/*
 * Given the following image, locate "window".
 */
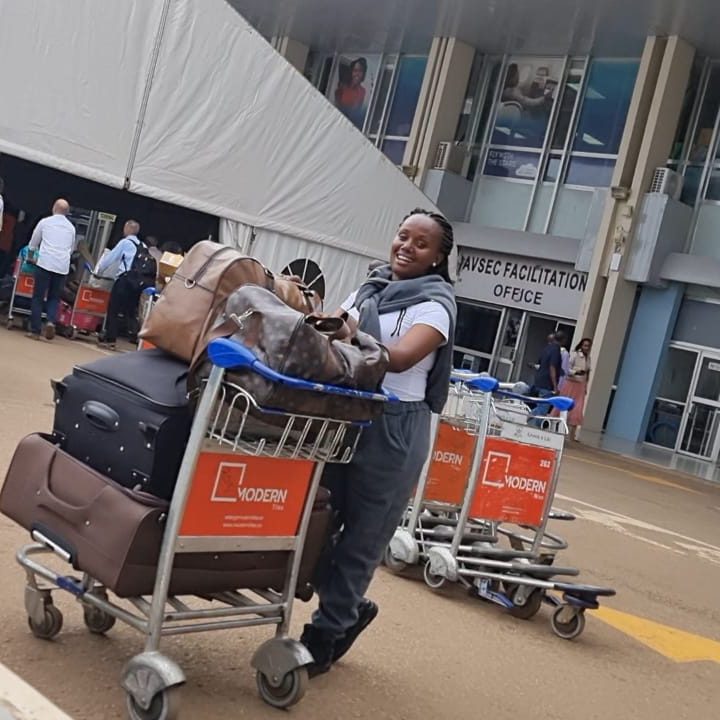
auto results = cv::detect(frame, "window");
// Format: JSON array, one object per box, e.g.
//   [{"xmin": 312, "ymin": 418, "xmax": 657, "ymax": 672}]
[
  {"xmin": 305, "ymin": 52, "xmax": 427, "ymax": 166},
  {"xmin": 671, "ymin": 61, "xmax": 720, "ymax": 208},
  {"xmin": 470, "ymin": 56, "xmax": 638, "ymax": 190},
  {"xmin": 281, "ymin": 258, "xmax": 326, "ymax": 300},
  {"xmin": 454, "ymin": 57, "xmax": 502, "ymax": 181},
  {"xmin": 490, "ymin": 57, "xmax": 565, "ymax": 150},
  {"xmin": 455, "ymin": 302, "xmax": 501, "ymax": 355},
  {"xmin": 572, "ymin": 61, "xmax": 638, "ymax": 156},
  {"xmin": 559, "ymin": 60, "xmax": 639, "ymax": 188},
  {"xmin": 482, "ymin": 56, "xmax": 565, "ymax": 183}
]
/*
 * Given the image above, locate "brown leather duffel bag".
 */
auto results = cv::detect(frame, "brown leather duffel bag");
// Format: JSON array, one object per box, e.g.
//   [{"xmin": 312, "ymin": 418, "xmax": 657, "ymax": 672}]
[{"xmin": 139, "ymin": 240, "xmax": 322, "ymax": 363}]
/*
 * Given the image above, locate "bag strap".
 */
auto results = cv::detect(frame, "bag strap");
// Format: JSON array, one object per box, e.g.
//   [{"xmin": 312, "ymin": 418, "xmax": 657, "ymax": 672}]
[{"xmin": 186, "ymin": 245, "xmax": 235, "ymax": 285}]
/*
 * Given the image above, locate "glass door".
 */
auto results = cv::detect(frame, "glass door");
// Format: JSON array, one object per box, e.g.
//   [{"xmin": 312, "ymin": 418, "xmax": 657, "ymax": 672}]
[
  {"xmin": 453, "ymin": 301, "xmax": 503, "ymax": 374},
  {"xmin": 678, "ymin": 352, "xmax": 720, "ymax": 461},
  {"xmin": 493, "ymin": 309, "xmax": 525, "ymax": 381}
]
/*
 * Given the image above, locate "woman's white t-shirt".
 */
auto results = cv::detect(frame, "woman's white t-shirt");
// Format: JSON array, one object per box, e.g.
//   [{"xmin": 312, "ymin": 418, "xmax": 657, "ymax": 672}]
[{"xmin": 341, "ymin": 291, "xmax": 450, "ymax": 402}]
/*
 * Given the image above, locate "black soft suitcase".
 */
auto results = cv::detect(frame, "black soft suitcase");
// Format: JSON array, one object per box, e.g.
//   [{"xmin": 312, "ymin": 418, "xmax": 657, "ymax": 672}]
[{"xmin": 52, "ymin": 349, "xmax": 192, "ymax": 500}]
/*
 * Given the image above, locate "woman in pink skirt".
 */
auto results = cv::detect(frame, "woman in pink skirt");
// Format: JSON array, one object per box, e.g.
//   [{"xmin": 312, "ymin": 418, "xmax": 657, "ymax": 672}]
[{"xmin": 559, "ymin": 338, "xmax": 592, "ymax": 440}]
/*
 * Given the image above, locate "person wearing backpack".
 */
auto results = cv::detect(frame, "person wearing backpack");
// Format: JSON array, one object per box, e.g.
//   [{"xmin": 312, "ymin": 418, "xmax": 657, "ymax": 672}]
[{"xmin": 96, "ymin": 219, "xmax": 156, "ymax": 350}]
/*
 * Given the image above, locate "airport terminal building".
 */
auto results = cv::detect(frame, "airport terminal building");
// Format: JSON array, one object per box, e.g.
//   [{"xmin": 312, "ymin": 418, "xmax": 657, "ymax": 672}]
[
  {"xmin": 2, "ymin": 0, "xmax": 720, "ymax": 474},
  {"xmin": 238, "ymin": 0, "xmax": 720, "ymax": 474}
]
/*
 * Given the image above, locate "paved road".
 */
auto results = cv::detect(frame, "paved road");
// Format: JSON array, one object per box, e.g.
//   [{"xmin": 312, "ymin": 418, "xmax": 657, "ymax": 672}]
[{"xmin": 0, "ymin": 329, "xmax": 718, "ymax": 719}]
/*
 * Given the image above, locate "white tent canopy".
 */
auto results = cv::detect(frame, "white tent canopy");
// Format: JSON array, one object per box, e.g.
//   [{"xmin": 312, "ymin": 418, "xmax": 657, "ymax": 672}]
[{"xmin": 0, "ymin": 0, "xmax": 435, "ymax": 272}]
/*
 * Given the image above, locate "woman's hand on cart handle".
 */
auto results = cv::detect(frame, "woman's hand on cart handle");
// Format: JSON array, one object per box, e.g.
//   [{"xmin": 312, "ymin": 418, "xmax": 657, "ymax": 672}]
[
  {"xmin": 207, "ymin": 338, "xmax": 396, "ymax": 403},
  {"xmin": 142, "ymin": 286, "xmax": 158, "ymax": 296}
]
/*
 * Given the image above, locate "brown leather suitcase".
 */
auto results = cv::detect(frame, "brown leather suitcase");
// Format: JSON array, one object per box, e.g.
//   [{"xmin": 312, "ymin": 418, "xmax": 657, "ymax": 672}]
[
  {"xmin": 0, "ymin": 434, "xmax": 331, "ymax": 599},
  {"xmin": 139, "ymin": 241, "xmax": 323, "ymax": 363}
]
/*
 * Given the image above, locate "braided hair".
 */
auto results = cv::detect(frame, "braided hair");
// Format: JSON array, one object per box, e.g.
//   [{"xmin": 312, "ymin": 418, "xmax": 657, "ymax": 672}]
[{"xmin": 401, "ymin": 208, "xmax": 455, "ymax": 284}]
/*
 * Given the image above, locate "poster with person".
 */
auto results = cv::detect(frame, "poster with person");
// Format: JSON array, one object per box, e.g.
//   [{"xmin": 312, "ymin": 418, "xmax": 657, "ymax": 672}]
[
  {"xmin": 329, "ymin": 54, "xmax": 381, "ymax": 130},
  {"xmin": 491, "ymin": 57, "xmax": 564, "ymax": 149}
]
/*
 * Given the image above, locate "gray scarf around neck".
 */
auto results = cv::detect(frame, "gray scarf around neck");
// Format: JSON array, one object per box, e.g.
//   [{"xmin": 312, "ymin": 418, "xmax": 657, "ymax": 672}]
[{"xmin": 354, "ymin": 265, "xmax": 457, "ymax": 413}]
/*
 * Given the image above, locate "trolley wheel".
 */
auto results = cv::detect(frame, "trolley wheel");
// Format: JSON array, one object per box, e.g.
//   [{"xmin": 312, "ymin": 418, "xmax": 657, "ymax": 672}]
[
  {"xmin": 256, "ymin": 667, "xmax": 308, "ymax": 709},
  {"xmin": 27, "ymin": 604, "xmax": 63, "ymax": 640},
  {"xmin": 6, "ymin": 318, "xmax": 14, "ymax": 330},
  {"xmin": 423, "ymin": 560, "xmax": 446, "ymax": 590},
  {"xmin": 551, "ymin": 606, "xmax": 586, "ymax": 640},
  {"xmin": 383, "ymin": 545, "xmax": 408, "ymax": 574},
  {"xmin": 507, "ymin": 587, "xmax": 544, "ymax": 620},
  {"xmin": 126, "ymin": 687, "xmax": 181, "ymax": 720},
  {"xmin": 83, "ymin": 604, "xmax": 116, "ymax": 635},
  {"xmin": 61, "ymin": 325, "xmax": 78, "ymax": 340}
]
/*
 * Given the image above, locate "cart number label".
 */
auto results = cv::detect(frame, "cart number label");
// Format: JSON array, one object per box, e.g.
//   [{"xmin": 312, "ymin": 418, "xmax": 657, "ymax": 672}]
[
  {"xmin": 499, "ymin": 423, "xmax": 564, "ymax": 451},
  {"xmin": 179, "ymin": 451, "xmax": 314, "ymax": 537},
  {"xmin": 470, "ymin": 437, "xmax": 556, "ymax": 526},
  {"xmin": 424, "ymin": 422, "xmax": 476, "ymax": 505}
]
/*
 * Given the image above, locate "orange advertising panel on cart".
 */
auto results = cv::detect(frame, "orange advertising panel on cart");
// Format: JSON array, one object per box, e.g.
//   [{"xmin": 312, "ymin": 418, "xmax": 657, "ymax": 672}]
[
  {"xmin": 424, "ymin": 422, "xmax": 476, "ymax": 505},
  {"xmin": 73, "ymin": 285, "xmax": 111, "ymax": 315},
  {"xmin": 470, "ymin": 437, "xmax": 556, "ymax": 526},
  {"xmin": 179, "ymin": 450, "xmax": 315, "ymax": 537},
  {"xmin": 16, "ymin": 273, "xmax": 35, "ymax": 296}
]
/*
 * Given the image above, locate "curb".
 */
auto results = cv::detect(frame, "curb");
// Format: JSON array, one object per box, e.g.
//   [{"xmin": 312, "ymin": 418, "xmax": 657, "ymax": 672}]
[{"xmin": 0, "ymin": 664, "xmax": 74, "ymax": 720}]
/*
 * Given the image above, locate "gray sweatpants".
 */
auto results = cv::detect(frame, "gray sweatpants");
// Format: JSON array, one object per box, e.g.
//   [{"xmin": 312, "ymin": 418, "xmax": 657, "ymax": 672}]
[{"xmin": 312, "ymin": 400, "xmax": 431, "ymax": 635}]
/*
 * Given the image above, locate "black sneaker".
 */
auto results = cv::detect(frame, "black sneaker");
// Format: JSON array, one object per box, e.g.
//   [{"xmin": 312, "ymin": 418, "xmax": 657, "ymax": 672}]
[
  {"xmin": 332, "ymin": 599, "xmax": 379, "ymax": 663},
  {"xmin": 300, "ymin": 624, "xmax": 338, "ymax": 678}
]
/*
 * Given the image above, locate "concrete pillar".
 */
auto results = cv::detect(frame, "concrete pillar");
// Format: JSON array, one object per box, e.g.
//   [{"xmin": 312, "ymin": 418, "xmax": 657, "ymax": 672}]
[
  {"xmin": 271, "ymin": 36, "xmax": 309, "ymax": 73},
  {"xmin": 605, "ymin": 283, "xmax": 685, "ymax": 441},
  {"xmin": 576, "ymin": 36, "xmax": 695, "ymax": 435},
  {"xmin": 403, "ymin": 37, "xmax": 475, "ymax": 186}
]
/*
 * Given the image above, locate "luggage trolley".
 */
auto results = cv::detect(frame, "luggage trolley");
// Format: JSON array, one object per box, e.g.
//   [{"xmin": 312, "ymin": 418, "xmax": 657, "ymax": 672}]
[
  {"xmin": 387, "ymin": 373, "xmax": 570, "ymax": 576},
  {"xmin": 387, "ymin": 375, "xmax": 615, "ymax": 639},
  {"xmin": 5, "ymin": 260, "xmax": 111, "ymax": 338},
  {"xmin": 137, "ymin": 286, "xmax": 158, "ymax": 350},
  {"xmin": 5, "ymin": 257, "xmax": 37, "ymax": 330},
  {"xmin": 56, "ymin": 264, "xmax": 112, "ymax": 339},
  {"xmin": 15, "ymin": 337, "xmax": 390, "ymax": 717}
]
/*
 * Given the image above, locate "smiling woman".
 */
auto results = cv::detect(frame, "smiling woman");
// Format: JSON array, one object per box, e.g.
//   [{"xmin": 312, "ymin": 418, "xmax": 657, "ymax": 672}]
[{"xmin": 300, "ymin": 208, "xmax": 457, "ymax": 677}]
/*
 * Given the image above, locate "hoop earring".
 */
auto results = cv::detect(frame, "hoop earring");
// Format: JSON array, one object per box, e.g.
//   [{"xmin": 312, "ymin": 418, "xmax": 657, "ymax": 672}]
[{"xmin": 432, "ymin": 262, "xmax": 438, "ymax": 267}]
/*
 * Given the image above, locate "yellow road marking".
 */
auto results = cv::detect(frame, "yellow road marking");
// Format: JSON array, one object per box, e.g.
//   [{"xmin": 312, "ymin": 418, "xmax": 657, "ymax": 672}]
[
  {"xmin": 566, "ymin": 453, "xmax": 702, "ymax": 495},
  {"xmin": 594, "ymin": 607, "xmax": 720, "ymax": 664}
]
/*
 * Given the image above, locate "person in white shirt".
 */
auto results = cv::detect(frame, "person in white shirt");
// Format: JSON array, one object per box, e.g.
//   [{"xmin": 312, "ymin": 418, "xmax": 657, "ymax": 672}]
[
  {"xmin": 301, "ymin": 209, "xmax": 457, "ymax": 677},
  {"xmin": 27, "ymin": 198, "xmax": 76, "ymax": 340},
  {"xmin": 96, "ymin": 219, "xmax": 148, "ymax": 349}
]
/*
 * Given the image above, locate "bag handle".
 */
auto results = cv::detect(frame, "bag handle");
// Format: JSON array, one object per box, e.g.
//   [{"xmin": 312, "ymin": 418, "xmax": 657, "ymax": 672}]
[
  {"xmin": 184, "ymin": 245, "xmax": 238, "ymax": 288},
  {"xmin": 304, "ymin": 314, "xmax": 352, "ymax": 342},
  {"xmin": 37, "ymin": 449, "xmax": 96, "ymax": 525}
]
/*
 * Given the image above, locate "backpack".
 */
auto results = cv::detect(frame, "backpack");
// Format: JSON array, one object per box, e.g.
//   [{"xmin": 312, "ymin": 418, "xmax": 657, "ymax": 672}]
[{"xmin": 125, "ymin": 239, "xmax": 157, "ymax": 289}]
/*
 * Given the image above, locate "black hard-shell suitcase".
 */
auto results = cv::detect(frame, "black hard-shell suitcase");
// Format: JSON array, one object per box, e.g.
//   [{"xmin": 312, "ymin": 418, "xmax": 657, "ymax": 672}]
[{"xmin": 52, "ymin": 349, "xmax": 192, "ymax": 500}]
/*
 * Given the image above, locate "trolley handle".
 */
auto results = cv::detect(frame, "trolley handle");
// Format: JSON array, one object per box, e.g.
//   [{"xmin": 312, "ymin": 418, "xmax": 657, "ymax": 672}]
[
  {"xmin": 466, "ymin": 377, "xmax": 575, "ymax": 412},
  {"xmin": 208, "ymin": 338, "xmax": 396, "ymax": 403},
  {"xmin": 83, "ymin": 262, "xmax": 117, "ymax": 283},
  {"xmin": 142, "ymin": 286, "xmax": 158, "ymax": 296}
]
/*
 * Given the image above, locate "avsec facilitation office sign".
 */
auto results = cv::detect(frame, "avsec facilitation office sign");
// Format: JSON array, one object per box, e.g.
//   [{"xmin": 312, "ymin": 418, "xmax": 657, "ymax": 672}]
[{"xmin": 456, "ymin": 249, "xmax": 588, "ymax": 319}]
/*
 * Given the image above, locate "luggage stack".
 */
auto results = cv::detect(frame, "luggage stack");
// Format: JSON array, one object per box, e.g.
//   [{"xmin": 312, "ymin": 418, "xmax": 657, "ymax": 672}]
[
  {"xmin": 0, "ymin": 241, "xmax": 393, "ymax": 714},
  {"xmin": 1, "ymin": 348, "xmax": 332, "ymax": 599}
]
